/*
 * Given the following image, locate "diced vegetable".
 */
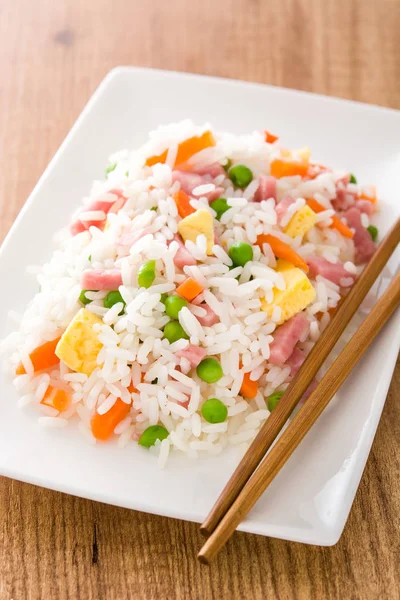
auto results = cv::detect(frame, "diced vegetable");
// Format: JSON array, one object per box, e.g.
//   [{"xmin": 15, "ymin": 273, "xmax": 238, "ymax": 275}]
[
  {"xmin": 228, "ymin": 165, "xmax": 253, "ymax": 188},
  {"xmin": 173, "ymin": 190, "xmax": 195, "ymax": 218},
  {"xmin": 164, "ymin": 295, "xmax": 188, "ymax": 319},
  {"xmin": 264, "ymin": 130, "xmax": 279, "ymax": 144},
  {"xmin": 305, "ymin": 198, "xmax": 354, "ymax": 239},
  {"xmin": 91, "ymin": 398, "xmax": 131, "ymax": 441},
  {"xmin": 196, "ymin": 358, "xmax": 223, "ymax": 384},
  {"xmin": 240, "ymin": 372, "xmax": 258, "ymax": 399},
  {"xmin": 16, "ymin": 337, "xmax": 62, "ymax": 375},
  {"xmin": 127, "ymin": 381, "xmax": 138, "ymax": 393},
  {"xmin": 326, "ymin": 215, "xmax": 354, "ymax": 239},
  {"xmin": 176, "ymin": 277, "xmax": 204, "ymax": 302},
  {"xmin": 201, "ymin": 398, "xmax": 228, "ymax": 423},
  {"xmin": 210, "ymin": 197, "xmax": 229, "ymax": 221},
  {"xmin": 267, "ymin": 391, "xmax": 284, "ymax": 411},
  {"xmin": 349, "ymin": 173, "xmax": 357, "ymax": 184},
  {"xmin": 145, "ymin": 130, "xmax": 216, "ymax": 167},
  {"xmin": 359, "ymin": 185, "xmax": 377, "ymax": 203},
  {"xmin": 138, "ymin": 260, "xmax": 156, "ymax": 288},
  {"xmin": 228, "ymin": 241, "xmax": 254, "ymax": 267},
  {"xmin": 163, "ymin": 321, "xmax": 189, "ymax": 344},
  {"xmin": 40, "ymin": 386, "xmax": 70, "ymax": 413},
  {"xmin": 367, "ymin": 225, "xmax": 378, "ymax": 242},
  {"xmin": 103, "ymin": 290, "xmax": 126, "ymax": 314},
  {"xmin": 138, "ymin": 425, "xmax": 169, "ymax": 447},
  {"xmin": 270, "ymin": 159, "xmax": 308, "ymax": 179},
  {"xmin": 105, "ymin": 162, "xmax": 117, "ymax": 175},
  {"xmin": 256, "ymin": 234, "xmax": 309, "ymax": 272},
  {"xmin": 79, "ymin": 290, "xmax": 93, "ymax": 305}
]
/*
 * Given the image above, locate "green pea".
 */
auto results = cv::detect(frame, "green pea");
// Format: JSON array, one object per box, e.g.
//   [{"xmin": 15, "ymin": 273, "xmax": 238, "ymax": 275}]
[
  {"xmin": 105, "ymin": 162, "xmax": 117, "ymax": 175},
  {"xmin": 367, "ymin": 225, "xmax": 378, "ymax": 242},
  {"xmin": 201, "ymin": 398, "xmax": 228, "ymax": 424},
  {"xmin": 79, "ymin": 290, "xmax": 93, "ymax": 305},
  {"xmin": 349, "ymin": 173, "xmax": 357, "ymax": 184},
  {"xmin": 223, "ymin": 158, "xmax": 232, "ymax": 172},
  {"xmin": 228, "ymin": 241, "xmax": 253, "ymax": 267},
  {"xmin": 196, "ymin": 358, "xmax": 223, "ymax": 384},
  {"xmin": 164, "ymin": 295, "xmax": 188, "ymax": 319},
  {"xmin": 138, "ymin": 425, "xmax": 169, "ymax": 447},
  {"xmin": 103, "ymin": 290, "xmax": 126, "ymax": 314},
  {"xmin": 160, "ymin": 293, "xmax": 168, "ymax": 304},
  {"xmin": 138, "ymin": 260, "xmax": 156, "ymax": 288},
  {"xmin": 228, "ymin": 164, "xmax": 253, "ymax": 188},
  {"xmin": 267, "ymin": 391, "xmax": 284, "ymax": 412},
  {"xmin": 163, "ymin": 321, "xmax": 189, "ymax": 344},
  {"xmin": 210, "ymin": 197, "xmax": 229, "ymax": 221}
]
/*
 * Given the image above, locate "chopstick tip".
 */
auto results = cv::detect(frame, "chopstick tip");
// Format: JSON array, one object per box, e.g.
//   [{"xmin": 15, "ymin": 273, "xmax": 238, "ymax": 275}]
[
  {"xmin": 199, "ymin": 524, "xmax": 212, "ymax": 537},
  {"xmin": 197, "ymin": 549, "xmax": 211, "ymax": 565}
]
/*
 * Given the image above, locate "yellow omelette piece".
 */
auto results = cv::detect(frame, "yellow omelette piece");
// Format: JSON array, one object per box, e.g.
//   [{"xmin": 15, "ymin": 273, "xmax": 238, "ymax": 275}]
[
  {"xmin": 261, "ymin": 260, "xmax": 316, "ymax": 324},
  {"xmin": 284, "ymin": 205, "xmax": 317, "ymax": 238},
  {"xmin": 296, "ymin": 147, "xmax": 311, "ymax": 162},
  {"xmin": 280, "ymin": 148, "xmax": 292, "ymax": 159},
  {"xmin": 177, "ymin": 209, "xmax": 214, "ymax": 255},
  {"xmin": 55, "ymin": 308, "xmax": 103, "ymax": 376}
]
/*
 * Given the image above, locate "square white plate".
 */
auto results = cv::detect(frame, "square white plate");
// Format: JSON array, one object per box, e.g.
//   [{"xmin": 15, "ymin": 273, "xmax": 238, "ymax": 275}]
[{"xmin": 1, "ymin": 67, "xmax": 399, "ymax": 546}]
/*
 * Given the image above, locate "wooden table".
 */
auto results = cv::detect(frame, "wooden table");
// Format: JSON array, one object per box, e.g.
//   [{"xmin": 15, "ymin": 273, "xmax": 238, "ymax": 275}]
[{"xmin": 1, "ymin": 0, "xmax": 399, "ymax": 598}]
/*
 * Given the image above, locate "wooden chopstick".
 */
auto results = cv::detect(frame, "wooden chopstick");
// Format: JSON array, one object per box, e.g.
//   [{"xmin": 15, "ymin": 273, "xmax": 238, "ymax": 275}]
[
  {"xmin": 199, "ymin": 270, "xmax": 400, "ymax": 563},
  {"xmin": 200, "ymin": 217, "xmax": 400, "ymax": 537}
]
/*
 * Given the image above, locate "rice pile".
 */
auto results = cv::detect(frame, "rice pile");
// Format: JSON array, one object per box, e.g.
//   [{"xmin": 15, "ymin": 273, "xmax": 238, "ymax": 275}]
[{"xmin": 0, "ymin": 120, "xmax": 378, "ymax": 467}]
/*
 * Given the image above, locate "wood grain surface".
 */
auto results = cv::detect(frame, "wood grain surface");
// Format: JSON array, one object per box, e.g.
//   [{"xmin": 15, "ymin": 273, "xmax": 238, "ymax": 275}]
[{"xmin": 0, "ymin": 0, "xmax": 399, "ymax": 598}]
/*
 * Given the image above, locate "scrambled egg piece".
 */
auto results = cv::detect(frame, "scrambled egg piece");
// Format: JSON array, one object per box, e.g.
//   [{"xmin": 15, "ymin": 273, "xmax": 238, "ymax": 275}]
[
  {"xmin": 280, "ymin": 149, "xmax": 292, "ymax": 159},
  {"xmin": 55, "ymin": 308, "xmax": 103, "ymax": 375},
  {"xmin": 284, "ymin": 205, "xmax": 317, "ymax": 238},
  {"xmin": 296, "ymin": 147, "xmax": 311, "ymax": 162},
  {"xmin": 279, "ymin": 147, "xmax": 311, "ymax": 162},
  {"xmin": 261, "ymin": 260, "xmax": 316, "ymax": 324},
  {"xmin": 177, "ymin": 209, "xmax": 214, "ymax": 255}
]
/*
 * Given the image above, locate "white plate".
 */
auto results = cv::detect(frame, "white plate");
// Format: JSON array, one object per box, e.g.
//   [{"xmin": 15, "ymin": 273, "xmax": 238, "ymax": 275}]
[{"xmin": 0, "ymin": 67, "xmax": 399, "ymax": 545}]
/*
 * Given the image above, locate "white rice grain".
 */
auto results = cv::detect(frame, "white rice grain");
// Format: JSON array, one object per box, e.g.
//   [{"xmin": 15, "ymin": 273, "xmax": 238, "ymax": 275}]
[
  {"xmin": 344, "ymin": 261, "xmax": 357, "ymax": 274},
  {"xmin": 79, "ymin": 210, "xmax": 107, "ymax": 222},
  {"xmin": 192, "ymin": 183, "xmax": 215, "ymax": 196},
  {"xmin": 191, "ymin": 413, "xmax": 202, "ymax": 437},
  {"xmin": 179, "ymin": 307, "xmax": 204, "ymax": 341},
  {"xmin": 228, "ymin": 401, "xmax": 248, "ymax": 417},
  {"xmin": 157, "ymin": 437, "xmax": 171, "ymax": 468},
  {"xmin": 97, "ymin": 394, "xmax": 118, "ymax": 415}
]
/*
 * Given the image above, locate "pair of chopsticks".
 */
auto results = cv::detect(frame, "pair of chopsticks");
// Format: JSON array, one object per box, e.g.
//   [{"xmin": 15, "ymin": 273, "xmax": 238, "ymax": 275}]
[{"xmin": 198, "ymin": 217, "xmax": 400, "ymax": 563}]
